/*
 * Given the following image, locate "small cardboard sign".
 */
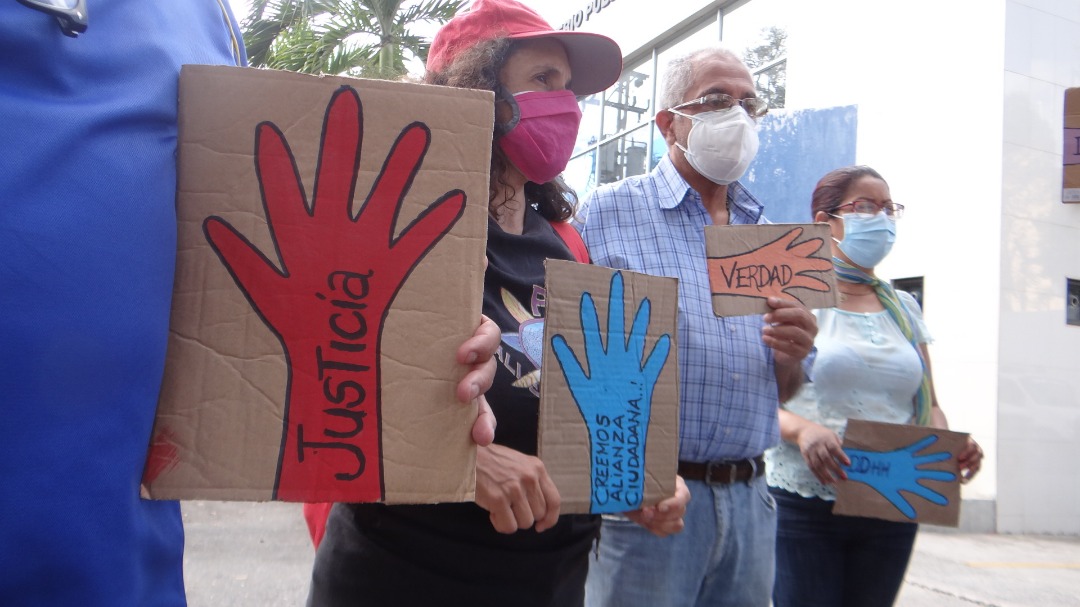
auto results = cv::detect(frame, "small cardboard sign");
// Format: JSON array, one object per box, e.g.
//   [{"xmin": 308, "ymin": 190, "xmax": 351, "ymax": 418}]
[
  {"xmin": 1064, "ymin": 88, "xmax": 1080, "ymax": 203},
  {"xmin": 834, "ymin": 420, "xmax": 968, "ymax": 526},
  {"xmin": 141, "ymin": 66, "xmax": 492, "ymax": 504},
  {"xmin": 538, "ymin": 260, "xmax": 680, "ymax": 514},
  {"xmin": 704, "ymin": 223, "xmax": 838, "ymax": 317}
]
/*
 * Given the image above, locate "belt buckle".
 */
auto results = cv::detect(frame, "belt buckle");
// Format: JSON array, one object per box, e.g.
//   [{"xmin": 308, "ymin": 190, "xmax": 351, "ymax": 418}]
[{"xmin": 704, "ymin": 461, "xmax": 737, "ymax": 485}]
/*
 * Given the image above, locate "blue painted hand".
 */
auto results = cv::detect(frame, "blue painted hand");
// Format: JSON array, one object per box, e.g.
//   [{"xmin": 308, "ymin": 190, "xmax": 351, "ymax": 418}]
[
  {"xmin": 551, "ymin": 272, "xmax": 671, "ymax": 514},
  {"xmin": 842, "ymin": 435, "xmax": 958, "ymax": 519}
]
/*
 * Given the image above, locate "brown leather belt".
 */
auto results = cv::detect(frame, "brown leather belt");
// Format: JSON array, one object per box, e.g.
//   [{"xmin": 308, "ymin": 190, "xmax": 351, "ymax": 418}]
[{"xmin": 678, "ymin": 455, "xmax": 765, "ymax": 485}]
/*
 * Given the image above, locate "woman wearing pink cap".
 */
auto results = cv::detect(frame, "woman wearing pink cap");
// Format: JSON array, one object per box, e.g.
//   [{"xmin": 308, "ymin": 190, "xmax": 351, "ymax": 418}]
[{"xmin": 307, "ymin": 1, "xmax": 688, "ymax": 605}]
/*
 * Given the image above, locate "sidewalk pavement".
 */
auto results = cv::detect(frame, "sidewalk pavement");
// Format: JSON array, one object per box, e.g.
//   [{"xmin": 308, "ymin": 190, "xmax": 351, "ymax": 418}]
[
  {"xmin": 182, "ymin": 501, "xmax": 312, "ymax": 607},
  {"xmin": 897, "ymin": 527, "xmax": 1080, "ymax": 607},
  {"xmin": 182, "ymin": 501, "xmax": 1080, "ymax": 607}
]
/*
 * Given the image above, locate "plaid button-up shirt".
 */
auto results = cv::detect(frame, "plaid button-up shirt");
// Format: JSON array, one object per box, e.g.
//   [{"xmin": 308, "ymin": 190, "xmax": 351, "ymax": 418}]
[{"xmin": 578, "ymin": 155, "xmax": 781, "ymax": 462}]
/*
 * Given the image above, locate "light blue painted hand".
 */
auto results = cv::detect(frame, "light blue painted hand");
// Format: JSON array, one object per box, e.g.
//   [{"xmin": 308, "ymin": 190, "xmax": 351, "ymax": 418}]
[
  {"xmin": 552, "ymin": 272, "xmax": 671, "ymax": 514},
  {"xmin": 842, "ymin": 435, "xmax": 958, "ymax": 519}
]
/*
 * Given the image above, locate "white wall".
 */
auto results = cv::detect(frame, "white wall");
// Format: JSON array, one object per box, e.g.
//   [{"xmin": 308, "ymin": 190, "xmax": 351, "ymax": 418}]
[
  {"xmin": 784, "ymin": 0, "xmax": 1007, "ymax": 509},
  {"xmin": 997, "ymin": 0, "xmax": 1080, "ymax": 534}
]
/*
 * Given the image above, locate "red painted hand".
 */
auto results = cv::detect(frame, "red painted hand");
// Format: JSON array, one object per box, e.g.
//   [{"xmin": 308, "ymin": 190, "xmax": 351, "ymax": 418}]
[{"xmin": 203, "ymin": 86, "xmax": 466, "ymax": 502}]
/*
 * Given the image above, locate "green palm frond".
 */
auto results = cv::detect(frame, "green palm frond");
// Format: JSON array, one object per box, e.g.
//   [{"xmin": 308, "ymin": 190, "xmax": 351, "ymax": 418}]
[
  {"xmin": 243, "ymin": 0, "xmax": 335, "ymax": 67},
  {"xmin": 396, "ymin": 0, "xmax": 464, "ymax": 28},
  {"xmin": 241, "ymin": 0, "xmax": 461, "ymax": 78}
]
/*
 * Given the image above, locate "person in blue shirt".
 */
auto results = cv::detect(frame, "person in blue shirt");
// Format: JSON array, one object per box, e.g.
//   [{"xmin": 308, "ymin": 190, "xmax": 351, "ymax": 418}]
[
  {"xmin": 580, "ymin": 46, "xmax": 818, "ymax": 607},
  {"xmin": 0, "ymin": 2, "xmax": 498, "ymax": 605}
]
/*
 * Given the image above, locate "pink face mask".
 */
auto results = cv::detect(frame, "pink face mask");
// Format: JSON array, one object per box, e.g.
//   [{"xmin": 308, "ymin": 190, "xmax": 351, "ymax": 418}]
[{"xmin": 498, "ymin": 89, "xmax": 582, "ymax": 184}]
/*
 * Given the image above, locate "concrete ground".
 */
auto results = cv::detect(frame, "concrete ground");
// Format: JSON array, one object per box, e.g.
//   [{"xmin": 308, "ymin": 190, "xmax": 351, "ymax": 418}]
[
  {"xmin": 897, "ymin": 527, "xmax": 1080, "ymax": 607},
  {"xmin": 182, "ymin": 501, "xmax": 1080, "ymax": 606},
  {"xmin": 182, "ymin": 501, "xmax": 313, "ymax": 607}
]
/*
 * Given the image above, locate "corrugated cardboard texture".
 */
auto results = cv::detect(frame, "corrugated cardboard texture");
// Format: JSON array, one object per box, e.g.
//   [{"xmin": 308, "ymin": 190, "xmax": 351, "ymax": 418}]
[
  {"xmin": 834, "ymin": 419, "xmax": 967, "ymax": 527},
  {"xmin": 142, "ymin": 66, "xmax": 492, "ymax": 504},
  {"xmin": 1064, "ymin": 87, "xmax": 1080, "ymax": 203},
  {"xmin": 705, "ymin": 223, "xmax": 837, "ymax": 317},
  {"xmin": 539, "ymin": 260, "xmax": 680, "ymax": 514}
]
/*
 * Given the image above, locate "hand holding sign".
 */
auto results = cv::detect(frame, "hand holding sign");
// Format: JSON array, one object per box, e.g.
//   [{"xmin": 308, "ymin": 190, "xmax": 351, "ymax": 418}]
[
  {"xmin": 552, "ymin": 271, "xmax": 672, "ymax": 513},
  {"xmin": 842, "ymin": 435, "xmax": 957, "ymax": 519},
  {"xmin": 203, "ymin": 86, "xmax": 466, "ymax": 502}
]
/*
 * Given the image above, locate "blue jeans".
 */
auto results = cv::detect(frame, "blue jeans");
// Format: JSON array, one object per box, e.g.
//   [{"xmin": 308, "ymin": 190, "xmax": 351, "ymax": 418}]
[
  {"xmin": 771, "ymin": 488, "xmax": 917, "ymax": 607},
  {"xmin": 585, "ymin": 475, "xmax": 777, "ymax": 607}
]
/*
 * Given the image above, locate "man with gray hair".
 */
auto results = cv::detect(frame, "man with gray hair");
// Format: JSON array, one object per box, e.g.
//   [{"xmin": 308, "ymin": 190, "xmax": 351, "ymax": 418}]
[{"xmin": 579, "ymin": 46, "xmax": 817, "ymax": 607}]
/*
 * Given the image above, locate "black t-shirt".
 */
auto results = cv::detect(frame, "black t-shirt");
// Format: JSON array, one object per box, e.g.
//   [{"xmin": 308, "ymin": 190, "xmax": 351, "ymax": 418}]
[
  {"xmin": 310, "ymin": 208, "xmax": 600, "ymax": 607},
  {"xmin": 483, "ymin": 209, "xmax": 583, "ymax": 455}
]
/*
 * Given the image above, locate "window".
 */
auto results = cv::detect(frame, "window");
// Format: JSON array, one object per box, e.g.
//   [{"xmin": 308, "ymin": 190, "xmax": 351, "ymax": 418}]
[
  {"xmin": 721, "ymin": 4, "xmax": 787, "ymax": 109},
  {"xmin": 892, "ymin": 277, "xmax": 925, "ymax": 310},
  {"xmin": 601, "ymin": 63, "xmax": 653, "ymax": 139}
]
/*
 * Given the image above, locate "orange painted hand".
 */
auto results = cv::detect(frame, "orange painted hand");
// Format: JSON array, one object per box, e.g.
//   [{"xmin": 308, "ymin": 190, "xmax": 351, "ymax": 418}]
[{"xmin": 707, "ymin": 227, "xmax": 832, "ymax": 301}]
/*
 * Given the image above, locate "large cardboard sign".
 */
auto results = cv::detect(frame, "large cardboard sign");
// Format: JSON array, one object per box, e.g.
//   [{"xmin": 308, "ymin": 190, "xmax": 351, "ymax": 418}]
[
  {"xmin": 705, "ymin": 223, "xmax": 838, "ymax": 317},
  {"xmin": 141, "ymin": 66, "xmax": 492, "ymax": 504},
  {"xmin": 539, "ymin": 261, "xmax": 680, "ymax": 514},
  {"xmin": 834, "ymin": 420, "xmax": 968, "ymax": 526},
  {"xmin": 1064, "ymin": 88, "xmax": 1080, "ymax": 203}
]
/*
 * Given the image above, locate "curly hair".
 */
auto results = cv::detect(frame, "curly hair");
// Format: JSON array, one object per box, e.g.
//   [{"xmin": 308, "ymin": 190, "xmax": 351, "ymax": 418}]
[
  {"xmin": 811, "ymin": 165, "xmax": 887, "ymax": 216},
  {"xmin": 424, "ymin": 38, "xmax": 577, "ymax": 222}
]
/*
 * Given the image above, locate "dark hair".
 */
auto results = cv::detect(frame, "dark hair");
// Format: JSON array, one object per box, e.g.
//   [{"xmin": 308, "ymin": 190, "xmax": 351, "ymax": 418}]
[
  {"xmin": 424, "ymin": 38, "xmax": 577, "ymax": 222},
  {"xmin": 811, "ymin": 165, "xmax": 887, "ymax": 216}
]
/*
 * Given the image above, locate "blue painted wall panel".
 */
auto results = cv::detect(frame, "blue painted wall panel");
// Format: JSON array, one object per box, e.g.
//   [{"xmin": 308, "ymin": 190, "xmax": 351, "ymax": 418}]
[{"xmin": 744, "ymin": 105, "xmax": 858, "ymax": 223}]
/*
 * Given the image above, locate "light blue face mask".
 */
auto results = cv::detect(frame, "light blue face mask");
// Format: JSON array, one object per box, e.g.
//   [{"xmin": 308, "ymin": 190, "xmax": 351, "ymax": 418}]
[{"xmin": 834, "ymin": 212, "xmax": 896, "ymax": 268}]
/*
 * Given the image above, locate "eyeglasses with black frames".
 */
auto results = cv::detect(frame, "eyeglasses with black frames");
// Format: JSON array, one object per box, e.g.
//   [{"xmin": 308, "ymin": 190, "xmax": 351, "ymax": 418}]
[
  {"xmin": 17, "ymin": 0, "xmax": 87, "ymax": 37},
  {"xmin": 669, "ymin": 93, "xmax": 769, "ymax": 118},
  {"xmin": 832, "ymin": 199, "xmax": 905, "ymax": 219}
]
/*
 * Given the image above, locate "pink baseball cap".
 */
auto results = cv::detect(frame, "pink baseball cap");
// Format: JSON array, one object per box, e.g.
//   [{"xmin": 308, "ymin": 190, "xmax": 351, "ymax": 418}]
[{"xmin": 427, "ymin": 0, "xmax": 623, "ymax": 96}]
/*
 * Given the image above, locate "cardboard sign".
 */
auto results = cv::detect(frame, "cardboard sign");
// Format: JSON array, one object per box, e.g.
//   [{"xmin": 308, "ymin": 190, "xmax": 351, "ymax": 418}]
[
  {"xmin": 1064, "ymin": 88, "xmax": 1080, "ymax": 203},
  {"xmin": 834, "ymin": 419, "xmax": 968, "ymax": 526},
  {"xmin": 141, "ymin": 66, "xmax": 492, "ymax": 504},
  {"xmin": 539, "ymin": 260, "xmax": 680, "ymax": 514},
  {"xmin": 705, "ymin": 223, "xmax": 838, "ymax": 317}
]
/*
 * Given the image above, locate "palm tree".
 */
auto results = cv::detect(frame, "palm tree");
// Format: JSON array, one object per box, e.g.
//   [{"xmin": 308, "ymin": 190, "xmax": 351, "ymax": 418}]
[{"xmin": 243, "ymin": 0, "xmax": 465, "ymax": 79}]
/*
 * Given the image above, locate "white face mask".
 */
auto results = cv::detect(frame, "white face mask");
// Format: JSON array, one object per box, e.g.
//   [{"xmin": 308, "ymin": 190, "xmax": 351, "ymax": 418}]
[{"xmin": 671, "ymin": 107, "xmax": 759, "ymax": 185}]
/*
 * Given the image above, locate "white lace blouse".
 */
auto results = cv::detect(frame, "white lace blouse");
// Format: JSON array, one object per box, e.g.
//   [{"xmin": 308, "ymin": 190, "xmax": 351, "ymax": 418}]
[{"xmin": 766, "ymin": 291, "xmax": 930, "ymax": 500}]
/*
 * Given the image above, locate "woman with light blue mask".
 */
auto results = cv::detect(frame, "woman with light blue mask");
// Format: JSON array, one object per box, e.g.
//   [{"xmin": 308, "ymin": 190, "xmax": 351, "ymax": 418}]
[{"xmin": 765, "ymin": 166, "xmax": 983, "ymax": 607}]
